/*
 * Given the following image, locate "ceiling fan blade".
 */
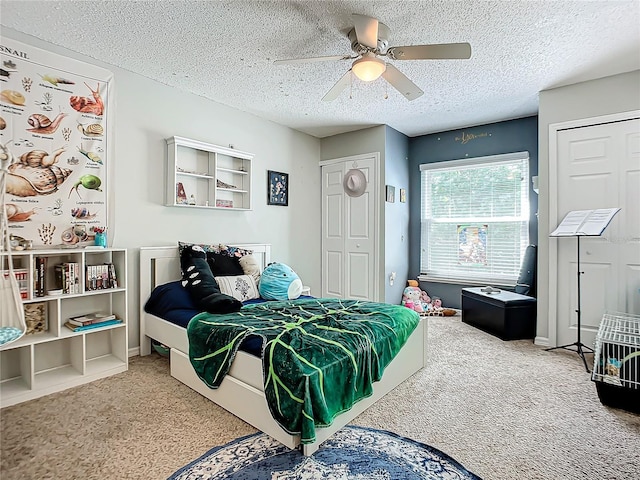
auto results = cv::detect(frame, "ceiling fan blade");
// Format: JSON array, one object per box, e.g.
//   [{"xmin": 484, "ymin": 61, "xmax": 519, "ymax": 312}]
[
  {"xmin": 274, "ymin": 55, "xmax": 354, "ymax": 65},
  {"xmin": 322, "ymin": 70, "xmax": 353, "ymax": 102},
  {"xmin": 352, "ymin": 14, "xmax": 379, "ymax": 49},
  {"xmin": 382, "ymin": 64, "xmax": 424, "ymax": 101},
  {"xmin": 387, "ymin": 43, "xmax": 472, "ymax": 60}
]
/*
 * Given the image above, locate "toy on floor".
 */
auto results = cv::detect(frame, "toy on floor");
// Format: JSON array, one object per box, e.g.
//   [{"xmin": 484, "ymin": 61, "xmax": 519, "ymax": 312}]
[{"xmin": 401, "ymin": 280, "xmax": 457, "ymax": 316}]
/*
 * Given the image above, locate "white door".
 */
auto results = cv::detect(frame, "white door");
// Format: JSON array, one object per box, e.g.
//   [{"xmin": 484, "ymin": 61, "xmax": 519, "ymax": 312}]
[
  {"xmin": 321, "ymin": 155, "xmax": 379, "ymax": 301},
  {"xmin": 555, "ymin": 118, "xmax": 640, "ymax": 347}
]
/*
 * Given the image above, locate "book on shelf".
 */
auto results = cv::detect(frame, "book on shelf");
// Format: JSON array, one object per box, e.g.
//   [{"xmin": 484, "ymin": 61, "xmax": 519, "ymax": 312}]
[
  {"xmin": 54, "ymin": 262, "xmax": 80, "ymax": 294},
  {"xmin": 3, "ymin": 268, "xmax": 29, "ymax": 299},
  {"xmin": 86, "ymin": 263, "xmax": 118, "ymax": 290},
  {"xmin": 64, "ymin": 318, "xmax": 122, "ymax": 332},
  {"xmin": 550, "ymin": 208, "xmax": 621, "ymax": 237},
  {"xmin": 68, "ymin": 312, "xmax": 116, "ymax": 326},
  {"xmin": 35, "ymin": 256, "xmax": 47, "ymax": 297},
  {"xmin": 108, "ymin": 263, "xmax": 118, "ymax": 288},
  {"xmin": 86, "ymin": 265, "xmax": 94, "ymax": 290}
]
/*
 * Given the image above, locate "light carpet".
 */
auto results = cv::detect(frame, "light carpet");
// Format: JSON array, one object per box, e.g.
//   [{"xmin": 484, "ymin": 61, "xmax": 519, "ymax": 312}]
[
  {"xmin": 1, "ymin": 316, "xmax": 639, "ymax": 479},
  {"xmin": 169, "ymin": 425, "xmax": 481, "ymax": 479}
]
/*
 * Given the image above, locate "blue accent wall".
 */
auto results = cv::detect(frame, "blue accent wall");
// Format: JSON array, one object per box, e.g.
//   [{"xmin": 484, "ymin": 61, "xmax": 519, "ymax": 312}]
[
  {"xmin": 407, "ymin": 116, "xmax": 539, "ymax": 308},
  {"xmin": 384, "ymin": 126, "xmax": 411, "ymax": 304}
]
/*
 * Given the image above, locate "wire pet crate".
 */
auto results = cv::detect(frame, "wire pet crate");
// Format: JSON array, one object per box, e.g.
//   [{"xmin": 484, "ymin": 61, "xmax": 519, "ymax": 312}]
[{"xmin": 591, "ymin": 312, "xmax": 640, "ymax": 413}]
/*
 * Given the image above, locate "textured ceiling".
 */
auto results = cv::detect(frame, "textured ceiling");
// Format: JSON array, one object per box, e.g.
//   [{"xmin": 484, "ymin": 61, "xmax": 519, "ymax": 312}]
[{"xmin": 2, "ymin": 1, "xmax": 639, "ymax": 138}]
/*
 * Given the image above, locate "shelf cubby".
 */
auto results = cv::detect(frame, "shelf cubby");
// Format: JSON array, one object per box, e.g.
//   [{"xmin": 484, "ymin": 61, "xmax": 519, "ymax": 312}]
[
  {"xmin": 0, "ymin": 247, "xmax": 128, "ymax": 407},
  {"xmin": 166, "ymin": 136, "xmax": 253, "ymax": 210}
]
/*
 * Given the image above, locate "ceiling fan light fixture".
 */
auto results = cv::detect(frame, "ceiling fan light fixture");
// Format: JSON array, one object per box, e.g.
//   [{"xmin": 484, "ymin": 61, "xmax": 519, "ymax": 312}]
[{"xmin": 352, "ymin": 55, "xmax": 386, "ymax": 82}]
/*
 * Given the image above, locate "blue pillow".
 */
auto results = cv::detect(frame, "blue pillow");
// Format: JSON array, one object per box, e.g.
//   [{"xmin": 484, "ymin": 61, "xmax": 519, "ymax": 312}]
[
  {"xmin": 258, "ymin": 263, "xmax": 303, "ymax": 300},
  {"xmin": 144, "ymin": 281, "xmax": 197, "ymax": 315}
]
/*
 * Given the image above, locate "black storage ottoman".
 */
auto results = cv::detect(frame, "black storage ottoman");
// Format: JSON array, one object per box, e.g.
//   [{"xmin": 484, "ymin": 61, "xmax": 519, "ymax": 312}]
[{"xmin": 461, "ymin": 287, "xmax": 537, "ymax": 340}]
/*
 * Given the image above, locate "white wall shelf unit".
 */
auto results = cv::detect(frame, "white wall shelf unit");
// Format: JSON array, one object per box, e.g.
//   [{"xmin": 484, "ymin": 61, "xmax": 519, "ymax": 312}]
[
  {"xmin": 166, "ymin": 136, "xmax": 253, "ymax": 211},
  {"xmin": 0, "ymin": 248, "xmax": 128, "ymax": 408}
]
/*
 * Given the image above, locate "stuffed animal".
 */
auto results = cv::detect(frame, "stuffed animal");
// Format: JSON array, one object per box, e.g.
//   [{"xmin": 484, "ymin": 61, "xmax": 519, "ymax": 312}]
[
  {"xmin": 180, "ymin": 245, "xmax": 243, "ymax": 314},
  {"xmin": 402, "ymin": 281, "xmax": 457, "ymax": 316},
  {"xmin": 259, "ymin": 262, "xmax": 303, "ymax": 300},
  {"xmin": 402, "ymin": 286, "xmax": 425, "ymax": 313},
  {"xmin": 420, "ymin": 290, "xmax": 432, "ymax": 311},
  {"xmin": 429, "ymin": 296, "xmax": 457, "ymax": 316}
]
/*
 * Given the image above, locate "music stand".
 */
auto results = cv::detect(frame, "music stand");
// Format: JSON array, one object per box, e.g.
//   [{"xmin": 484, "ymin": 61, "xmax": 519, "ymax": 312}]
[{"xmin": 546, "ymin": 208, "xmax": 620, "ymax": 372}]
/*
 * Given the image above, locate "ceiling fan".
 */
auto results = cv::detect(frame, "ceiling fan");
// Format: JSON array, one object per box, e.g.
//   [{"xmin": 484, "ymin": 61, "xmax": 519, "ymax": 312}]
[{"xmin": 274, "ymin": 14, "xmax": 471, "ymax": 102}]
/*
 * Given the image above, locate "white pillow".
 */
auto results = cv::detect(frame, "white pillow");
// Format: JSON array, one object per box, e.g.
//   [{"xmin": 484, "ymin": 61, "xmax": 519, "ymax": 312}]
[
  {"xmin": 215, "ymin": 275, "xmax": 259, "ymax": 302},
  {"xmin": 239, "ymin": 254, "xmax": 261, "ymax": 283}
]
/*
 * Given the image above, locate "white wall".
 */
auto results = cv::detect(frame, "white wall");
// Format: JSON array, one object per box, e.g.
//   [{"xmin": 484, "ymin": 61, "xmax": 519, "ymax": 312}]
[
  {"xmin": 3, "ymin": 28, "xmax": 322, "ymax": 351},
  {"xmin": 537, "ymin": 70, "xmax": 640, "ymax": 343}
]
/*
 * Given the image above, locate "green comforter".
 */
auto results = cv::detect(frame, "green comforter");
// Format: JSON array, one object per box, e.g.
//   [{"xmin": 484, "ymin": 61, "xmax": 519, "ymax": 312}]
[{"xmin": 187, "ymin": 298, "xmax": 420, "ymax": 444}]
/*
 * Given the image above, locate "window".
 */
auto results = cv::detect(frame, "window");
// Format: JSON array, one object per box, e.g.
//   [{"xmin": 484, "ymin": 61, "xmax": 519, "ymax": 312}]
[{"xmin": 420, "ymin": 152, "xmax": 530, "ymax": 285}]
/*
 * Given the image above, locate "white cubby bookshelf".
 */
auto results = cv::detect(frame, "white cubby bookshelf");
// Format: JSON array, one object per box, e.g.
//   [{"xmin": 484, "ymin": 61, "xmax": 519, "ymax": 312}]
[
  {"xmin": 166, "ymin": 136, "xmax": 253, "ymax": 211},
  {"xmin": 0, "ymin": 247, "xmax": 128, "ymax": 407}
]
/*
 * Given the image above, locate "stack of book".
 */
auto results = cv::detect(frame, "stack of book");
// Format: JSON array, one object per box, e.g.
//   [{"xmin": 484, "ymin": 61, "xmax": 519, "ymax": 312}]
[
  {"xmin": 3, "ymin": 269, "xmax": 29, "ymax": 299},
  {"xmin": 86, "ymin": 263, "xmax": 118, "ymax": 290},
  {"xmin": 64, "ymin": 312, "xmax": 122, "ymax": 332},
  {"xmin": 54, "ymin": 262, "xmax": 80, "ymax": 294}
]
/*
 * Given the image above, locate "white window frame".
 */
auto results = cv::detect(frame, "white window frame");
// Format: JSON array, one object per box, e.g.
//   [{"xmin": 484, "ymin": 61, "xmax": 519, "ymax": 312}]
[{"xmin": 418, "ymin": 151, "xmax": 530, "ymax": 286}]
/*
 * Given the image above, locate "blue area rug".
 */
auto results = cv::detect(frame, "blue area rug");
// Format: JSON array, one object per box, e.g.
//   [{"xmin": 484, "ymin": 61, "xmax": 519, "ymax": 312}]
[{"xmin": 169, "ymin": 425, "xmax": 481, "ymax": 479}]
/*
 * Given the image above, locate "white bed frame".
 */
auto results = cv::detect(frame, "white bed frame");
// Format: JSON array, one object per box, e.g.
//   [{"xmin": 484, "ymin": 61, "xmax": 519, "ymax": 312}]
[{"xmin": 139, "ymin": 244, "xmax": 427, "ymax": 455}]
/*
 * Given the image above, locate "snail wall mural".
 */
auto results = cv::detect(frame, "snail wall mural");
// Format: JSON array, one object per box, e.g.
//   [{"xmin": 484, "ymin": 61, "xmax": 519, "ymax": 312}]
[{"xmin": 1, "ymin": 36, "xmax": 112, "ymax": 247}]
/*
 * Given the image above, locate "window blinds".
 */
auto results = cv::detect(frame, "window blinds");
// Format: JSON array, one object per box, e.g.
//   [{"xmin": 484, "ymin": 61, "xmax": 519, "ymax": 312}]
[{"xmin": 420, "ymin": 152, "xmax": 530, "ymax": 284}]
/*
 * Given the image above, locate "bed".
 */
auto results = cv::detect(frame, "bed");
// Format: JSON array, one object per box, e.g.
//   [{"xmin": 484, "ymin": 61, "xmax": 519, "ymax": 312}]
[{"xmin": 139, "ymin": 244, "xmax": 427, "ymax": 455}]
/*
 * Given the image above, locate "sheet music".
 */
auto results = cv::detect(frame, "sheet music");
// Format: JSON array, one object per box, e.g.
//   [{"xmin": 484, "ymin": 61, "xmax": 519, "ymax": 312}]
[{"xmin": 550, "ymin": 208, "xmax": 621, "ymax": 236}]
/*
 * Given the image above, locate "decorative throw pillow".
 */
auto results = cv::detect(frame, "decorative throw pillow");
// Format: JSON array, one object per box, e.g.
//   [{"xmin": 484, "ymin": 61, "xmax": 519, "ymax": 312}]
[
  {"xmin": 239, "ymin": 254, "xmax": 261, "ymax": 283},
  {"xmin": 207, "ymin": 252, "xmax": 245, "ymax": 276},
  {"xmin": 178, "ymin": 242, "xmax": 252, "ymax": 277},
  {"xmin": 215, "ymin": 275, "xmax": 259, "ymax": 302},
  {"xmin": 179, "ymin": 245, "xmax": 242, "ymax": 314},
  {"xmin": 258, "ymin": 263, "xmax": 303, "ymax": 300}
]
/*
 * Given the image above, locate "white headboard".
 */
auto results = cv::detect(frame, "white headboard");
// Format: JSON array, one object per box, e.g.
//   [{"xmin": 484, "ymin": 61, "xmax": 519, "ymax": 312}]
[
  {"xmin": 139, "ymin": 243, "xmax": 271, "ymax": 302},
  {"xmin": 139, "ymin": 244, "xmax": 271, "ymax": 353}
]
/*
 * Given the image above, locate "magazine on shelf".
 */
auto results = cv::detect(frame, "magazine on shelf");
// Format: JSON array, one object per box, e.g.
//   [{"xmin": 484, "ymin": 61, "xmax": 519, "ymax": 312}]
[{"xmin": 550, "ymin": 208, "xmax": 620, "ymax": 237}]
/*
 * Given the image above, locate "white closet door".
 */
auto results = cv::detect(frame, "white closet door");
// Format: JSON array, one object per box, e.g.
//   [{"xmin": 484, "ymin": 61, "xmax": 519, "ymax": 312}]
[
  {"xmin": 555, "ymin": 118, "xmax": 640, "ymax": 347},
  {"xmin": 321, "ymin": 156, "xmax": 379, "ymax": 301},
  {"xmin": 322, "ymin": 163, "xmax": 346, "ymax": 298},
  {"xmin": 344, "ymin": 158, "xmax": 376, "ymax": 301}
]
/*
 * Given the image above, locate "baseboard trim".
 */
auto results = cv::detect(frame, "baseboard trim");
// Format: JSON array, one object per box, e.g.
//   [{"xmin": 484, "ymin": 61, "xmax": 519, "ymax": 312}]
[
  {"xmin": 534, "ymin": 336, "xmax": 550, "ymax": 347},
  {"xmin": 128, "ymin": 347, "xmax": 140, "ymax": 357}
]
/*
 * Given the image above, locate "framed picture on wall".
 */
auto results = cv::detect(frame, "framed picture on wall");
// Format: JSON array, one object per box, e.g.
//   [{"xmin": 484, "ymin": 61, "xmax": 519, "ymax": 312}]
[
  {"xmin": 267, "ymin": 170, "xmax": 289, "ymax": 206},
  {"xmin": 386, "ymin": 185, "xmax": 395, "ymax": 203}
]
